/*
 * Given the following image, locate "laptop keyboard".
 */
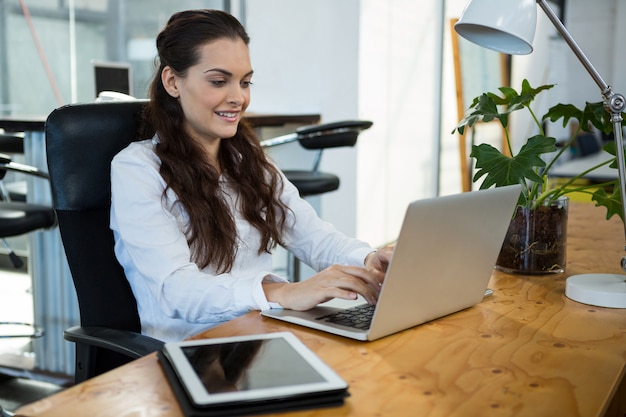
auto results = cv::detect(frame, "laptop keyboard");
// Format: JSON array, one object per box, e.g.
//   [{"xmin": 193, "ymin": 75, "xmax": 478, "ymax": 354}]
[{"xmin": 315, "ymin": 304, "xmax": 375, "ymax": 330}]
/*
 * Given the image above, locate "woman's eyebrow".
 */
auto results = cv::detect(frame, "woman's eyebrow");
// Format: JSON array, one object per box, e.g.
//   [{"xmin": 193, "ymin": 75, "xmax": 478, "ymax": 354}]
[
  {"xmin": 204, "ymin": 68, "xmax": 231, "ymax": 75},
  {"xmin": 204, "ymin": 68, "xmax": 254, "ymax": 78}
]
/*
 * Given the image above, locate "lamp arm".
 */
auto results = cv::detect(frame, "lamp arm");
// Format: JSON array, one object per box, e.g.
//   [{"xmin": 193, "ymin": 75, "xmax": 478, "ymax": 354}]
[{"xmin": 537, "ymin": 0, "xmax": 626, "ymax": 268}]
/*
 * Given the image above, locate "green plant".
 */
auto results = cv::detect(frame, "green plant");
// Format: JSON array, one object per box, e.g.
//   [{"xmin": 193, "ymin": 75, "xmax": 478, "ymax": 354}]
[{"xmin": 452, "ymin": 79, "xmax": 626, "ymax": 221}]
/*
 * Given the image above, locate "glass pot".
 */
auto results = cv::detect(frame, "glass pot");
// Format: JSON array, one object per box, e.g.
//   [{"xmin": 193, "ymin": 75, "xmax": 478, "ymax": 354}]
[{"xmin": 495, "ymin": 197, "xmax": 568, "ymax": 274}]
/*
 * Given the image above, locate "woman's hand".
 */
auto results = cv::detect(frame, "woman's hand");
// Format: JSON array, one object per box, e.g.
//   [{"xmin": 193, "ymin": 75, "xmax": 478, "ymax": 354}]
[
  {"xmin": 365, "ymin": 243, "xmax": 395, "ymax": 275},
  {"xmin": 263, "ymin": 264, "xmax": 384, "ymax": 311}
]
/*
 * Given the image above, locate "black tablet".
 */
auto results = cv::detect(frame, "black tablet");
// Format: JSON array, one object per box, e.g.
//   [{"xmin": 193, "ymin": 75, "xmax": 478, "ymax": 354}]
[{"xmin": 160, "ymin": 332, "xmax": 348, "ymax": 408}]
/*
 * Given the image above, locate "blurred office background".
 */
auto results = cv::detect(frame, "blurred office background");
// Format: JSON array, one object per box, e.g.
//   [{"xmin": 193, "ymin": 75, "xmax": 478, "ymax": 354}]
[{"xmin": 0, "ymin": 0, "xmax": 624, "ymax": 381}]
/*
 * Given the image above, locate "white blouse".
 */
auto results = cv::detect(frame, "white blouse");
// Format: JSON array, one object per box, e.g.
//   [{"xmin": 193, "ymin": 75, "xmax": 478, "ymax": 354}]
[{"xmin": 110, "ymin": 137, "xmax": 374, "ymax": 341}]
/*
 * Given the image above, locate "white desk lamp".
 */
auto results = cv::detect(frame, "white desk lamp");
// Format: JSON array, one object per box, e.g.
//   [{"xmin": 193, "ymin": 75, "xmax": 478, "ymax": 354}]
[{"xmin": 455, "ymin": 0, "xmax": 626, "ymax": 308}]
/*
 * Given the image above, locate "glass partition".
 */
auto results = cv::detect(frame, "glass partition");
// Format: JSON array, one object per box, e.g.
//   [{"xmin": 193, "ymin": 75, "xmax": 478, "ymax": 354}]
[{"xmin": 0, "ymin": 0, "xmax": 227, "ymax": 117}]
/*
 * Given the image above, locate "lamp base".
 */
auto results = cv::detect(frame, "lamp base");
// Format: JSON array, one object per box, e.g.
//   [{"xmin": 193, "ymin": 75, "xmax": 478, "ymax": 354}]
[{"xmin": 565, "ymin": 274, "xmax": 626, "ymax": 308}]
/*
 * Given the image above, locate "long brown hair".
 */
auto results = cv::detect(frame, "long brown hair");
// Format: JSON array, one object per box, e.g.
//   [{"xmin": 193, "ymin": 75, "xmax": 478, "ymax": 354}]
[{"xmin": 144, "ymin": 9, "xmax": 289, "ymax": 273}]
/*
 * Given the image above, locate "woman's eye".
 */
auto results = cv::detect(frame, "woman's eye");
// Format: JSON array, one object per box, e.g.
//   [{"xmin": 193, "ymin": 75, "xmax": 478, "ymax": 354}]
[
  {"xmin": 241, "ymin": 80, "xmax": 253, "ymax": 88},
  {"xmin": 210, "ymin": 80, "xmax": 226, "ymax": 87}
]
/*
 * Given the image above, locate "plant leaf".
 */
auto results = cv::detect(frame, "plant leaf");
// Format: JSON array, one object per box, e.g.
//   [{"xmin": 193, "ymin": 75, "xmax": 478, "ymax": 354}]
[
  {"xmin": 452, "ymin": 80, "xmax": 555, "ymax": 135},
  {"xmin": 453, "ymin": 94, "xmax": 504, "ymax": 135},
  {"xmin": 514, "ymin": 79, "xmax": 555, "ymax": 108},
  {"xmin": 470, "ymin": 135, "xmax": 557, "ymax": 189},
  {"xmin": 584, "ymin": 101, "xmax": 613, "ymax": 134},
  {"xmin": 592, "ymin": 186, "xmax": 623, "ymax": 222},
  {"xmin": 543, "ymin": 101, "xmax": 626, "ymax": 135},
  {"xmin": 543, "ymin": 103, "xmax": 583, "ymax": 127}
]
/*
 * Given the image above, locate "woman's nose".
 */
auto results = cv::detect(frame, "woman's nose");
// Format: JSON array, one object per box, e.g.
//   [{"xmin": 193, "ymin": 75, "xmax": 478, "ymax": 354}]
[{"xmin": 226, "ymin": 85, "xmax": 246, "ymax": 107}]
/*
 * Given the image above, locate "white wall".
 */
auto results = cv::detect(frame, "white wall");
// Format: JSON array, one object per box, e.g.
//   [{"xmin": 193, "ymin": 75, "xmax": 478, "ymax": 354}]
[
  {"xmin": 245, "ymin": 0, "xmax": 361, "ymax": 241},
  {"xmin": 357, "ymin": 1, "xmax": 443, "ymax": 246},
  {"xmin": 566, "ymin": 0, "xmax": 625, "ymax": 108}
]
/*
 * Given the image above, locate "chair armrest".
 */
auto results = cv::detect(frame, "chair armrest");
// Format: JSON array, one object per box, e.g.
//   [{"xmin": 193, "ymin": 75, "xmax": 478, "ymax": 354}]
[
  {"xmin": 0, "ymin": 153, "xmax": 49, "ymax": 179},
  {"xmin": 260, "ymin": 132, "xmax": 298, "ymax": 148},
  {"xmin": 1, "ymin": 404, "xmax": 15, "ymax": 417},
  {"xmin": 64, "ymin": 325, "xmax": 164, "ymax": 359}
]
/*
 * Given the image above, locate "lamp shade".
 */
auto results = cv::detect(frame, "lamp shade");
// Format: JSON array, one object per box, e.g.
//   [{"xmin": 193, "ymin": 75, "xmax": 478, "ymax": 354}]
[{"xmin": 455, "ymin": 0, "xmax": 537, "ymax": 55}]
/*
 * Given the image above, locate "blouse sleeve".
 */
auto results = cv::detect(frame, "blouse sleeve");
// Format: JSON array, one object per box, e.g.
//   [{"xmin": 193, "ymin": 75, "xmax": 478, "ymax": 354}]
[
  {"xmin": 110, "ymin": 144, "xmax": 285, "ymax": 326},
  {"xmin": 277, "ymin": 173, "xmax": 375, "ymax": 271}
]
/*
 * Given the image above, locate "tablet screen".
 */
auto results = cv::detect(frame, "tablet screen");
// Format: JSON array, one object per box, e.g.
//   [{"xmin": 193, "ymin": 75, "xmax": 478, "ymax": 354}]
[
  {"xmin": 182, "ymin": 337, "xmax": 325, "ymax": 393},
  {"xmin": 162, "ymin": 332, "xmax": 347, "ymax": 406}
]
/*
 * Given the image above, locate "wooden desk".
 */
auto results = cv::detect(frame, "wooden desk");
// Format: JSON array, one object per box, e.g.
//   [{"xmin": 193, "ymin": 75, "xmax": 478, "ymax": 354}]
[{"xmin": 14, "ymin": 203, "xmax": 626, "ymax": 417}]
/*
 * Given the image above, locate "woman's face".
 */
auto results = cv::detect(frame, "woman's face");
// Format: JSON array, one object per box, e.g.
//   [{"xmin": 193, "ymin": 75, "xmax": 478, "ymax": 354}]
[{"xmin": 162, "ymin": 38, "xmax": 253, "ymax": 155}]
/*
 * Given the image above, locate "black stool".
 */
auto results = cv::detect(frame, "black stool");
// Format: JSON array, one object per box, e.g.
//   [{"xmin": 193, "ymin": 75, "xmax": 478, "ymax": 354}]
[
  {"xmin": 262, "ymin": 120, "xmax": 373, "ymax": 281},
  {"xmin": 0, "ymin": 154, "xmax": 55, "ymax": 339},
  {"xmin": 0, "ymin": 134, "xmax": 26, "ymax": 202},
  {"xmin": 0, "ymin": 154, "xmax": 55, "ymax": 268}
]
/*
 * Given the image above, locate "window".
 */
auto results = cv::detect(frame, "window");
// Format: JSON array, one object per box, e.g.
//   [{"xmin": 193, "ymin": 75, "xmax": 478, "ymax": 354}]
[{"xmin": 0, "ymin": 0, "xmax": 227, "ymax": 116}]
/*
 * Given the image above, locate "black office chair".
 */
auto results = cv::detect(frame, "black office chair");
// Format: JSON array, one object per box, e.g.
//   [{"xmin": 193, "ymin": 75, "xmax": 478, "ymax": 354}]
[
  {"xmin": 0, "ymin": 133, "xmax": 24, "ymax": 154},
  {"xmin": 0, "ymin": 153, "xmax": 53, "ymax": 340},
  {"xmin": 0, "ymin": 132, "xmax": 27, "ymax": 203},
  {"xmin": 0, "ymin": 153, "xmax": 55, "ymax": 269},
  {"xmin": 262, "ymin": 120, "xmax": 373, "ymax": 280},
  {"xmin": 262, "ymin": 120, "xmax": 373, "ymax": 196},
  {"xmin": 45, "ymin": 100, "xmax": 163, "ymax": 384}
]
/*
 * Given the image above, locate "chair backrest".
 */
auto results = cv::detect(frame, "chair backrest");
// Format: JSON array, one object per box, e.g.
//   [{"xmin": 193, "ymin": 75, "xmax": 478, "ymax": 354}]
[{"xmin": 45, "ymin": 100, "xmax": 150, "ymax": 332}]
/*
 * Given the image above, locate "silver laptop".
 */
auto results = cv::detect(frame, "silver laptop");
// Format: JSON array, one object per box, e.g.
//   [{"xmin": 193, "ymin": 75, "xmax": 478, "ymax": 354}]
[{"xmin": 262, "ymin": 185, "xmax": 521, "ymax": 341}]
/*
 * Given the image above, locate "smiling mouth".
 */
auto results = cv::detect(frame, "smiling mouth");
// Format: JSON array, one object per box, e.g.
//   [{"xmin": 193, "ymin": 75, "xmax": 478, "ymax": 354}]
[{"xmin": 215, "ymin": 111, "xmax": 239, "ymax": 118}]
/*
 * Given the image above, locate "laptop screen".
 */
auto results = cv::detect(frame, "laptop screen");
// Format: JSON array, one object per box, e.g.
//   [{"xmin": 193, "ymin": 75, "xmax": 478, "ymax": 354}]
[{"xmin": 92, "ymin": 61, "xmax": 132, "ymax": 97}]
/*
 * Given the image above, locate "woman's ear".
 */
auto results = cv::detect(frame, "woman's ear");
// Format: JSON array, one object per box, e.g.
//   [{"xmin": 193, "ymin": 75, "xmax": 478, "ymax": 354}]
[{"xmin": 161, "ymin": 66, "xmax": 180, "ymax": 98}]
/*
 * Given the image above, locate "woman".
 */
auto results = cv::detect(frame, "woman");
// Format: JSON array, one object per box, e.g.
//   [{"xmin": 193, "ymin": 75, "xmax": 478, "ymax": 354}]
[{"xmin": 110, "ymin": 9, "xmax": 393, "ymax": 342}]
